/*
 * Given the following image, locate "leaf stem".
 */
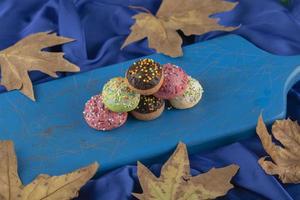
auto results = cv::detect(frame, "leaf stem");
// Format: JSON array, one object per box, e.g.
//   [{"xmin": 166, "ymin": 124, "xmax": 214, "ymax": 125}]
[{"xmin": 128, "ymin": 6, "xmax": 152, "ymax": 14}]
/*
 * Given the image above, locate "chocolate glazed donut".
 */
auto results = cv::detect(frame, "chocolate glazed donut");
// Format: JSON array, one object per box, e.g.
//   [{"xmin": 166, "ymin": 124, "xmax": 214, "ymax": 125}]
[
  {"xmin": 126, "ymin": 59, "xmax": 164, "ymax": 95},
  {"xmin": 131, "ymin": 95, "xmax": 165, "ymax": 121}
]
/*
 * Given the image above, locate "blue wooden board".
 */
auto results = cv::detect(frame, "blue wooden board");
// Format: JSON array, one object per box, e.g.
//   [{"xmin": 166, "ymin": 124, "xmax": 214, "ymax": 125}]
[{"xmin": 1, "ymin": 35, "xmax": 300, "ymax": 184}]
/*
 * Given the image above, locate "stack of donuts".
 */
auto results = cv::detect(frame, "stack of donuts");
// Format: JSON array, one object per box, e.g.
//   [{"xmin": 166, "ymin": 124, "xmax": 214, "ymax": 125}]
[{"xmin": 83, "ymin": 58, "xmax": 204, "ymax": 131}]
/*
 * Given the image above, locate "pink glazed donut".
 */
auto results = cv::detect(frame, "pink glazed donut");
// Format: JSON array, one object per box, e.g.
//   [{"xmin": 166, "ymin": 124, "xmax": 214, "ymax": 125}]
[
  {"xmin": 154, "ymin": 63, "xmax": 189, "ymax": 99},
  {"xmin": 83, "ymin": 94, "xmax": 128, "ymax": 131}
]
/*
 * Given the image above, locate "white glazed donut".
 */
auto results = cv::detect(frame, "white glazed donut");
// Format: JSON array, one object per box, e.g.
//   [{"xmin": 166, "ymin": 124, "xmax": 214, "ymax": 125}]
[{"xmin": 170, "ymin": 76, "xmax": 203, "ymax": 109}]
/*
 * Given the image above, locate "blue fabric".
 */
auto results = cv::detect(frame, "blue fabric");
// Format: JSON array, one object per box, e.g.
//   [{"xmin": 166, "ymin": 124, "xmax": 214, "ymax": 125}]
[
  {"xmin": 76, "ymin": 137, "xmax": 300, "ymax": 200},
  {"xmin": 1, "ymin": 0, "xmax": 300, "ymax": 199}
]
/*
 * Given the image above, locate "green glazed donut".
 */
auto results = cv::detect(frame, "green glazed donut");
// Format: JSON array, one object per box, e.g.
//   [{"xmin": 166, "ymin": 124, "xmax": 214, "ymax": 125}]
[{"xmin": 102, "ymin": 77, "xmax": 140, "ymax": 112}]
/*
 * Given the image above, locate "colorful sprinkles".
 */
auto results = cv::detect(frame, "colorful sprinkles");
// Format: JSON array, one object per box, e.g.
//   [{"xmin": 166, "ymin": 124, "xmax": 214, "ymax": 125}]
[
  {"xmin": 170, "ymin": 76, "xmax": 203, "ymax": 109},
  {"xmin": 134, "ymin": 95, "xmax": 164, "ymax": 114},
  {"xmin": 83, "ymin": 95, "xmax": 128, "ymax": 131},
  {"xmin": 83, "ymin": 59, "xmax": 203, "ymax": 131},
  {"xmin": 102, "ymin": 77, "xmax": 140, "ymax": 112},
  {"xmin": 154, "ymin": 63, "xmax": 189, "ymax": 99},
  {"xmin": 126, "ymin": 58, "xmax": 162, "ymax": 90}
]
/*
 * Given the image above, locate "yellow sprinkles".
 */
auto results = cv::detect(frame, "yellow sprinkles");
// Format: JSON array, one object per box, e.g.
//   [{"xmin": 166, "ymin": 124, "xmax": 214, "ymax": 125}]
[
  {"xmin": 135, "ymin": 95, "xmax": 164, "ymax": 114},
  {"xmin": 128, "ymin": 58, "xmax": 162, "ymax": 83}
]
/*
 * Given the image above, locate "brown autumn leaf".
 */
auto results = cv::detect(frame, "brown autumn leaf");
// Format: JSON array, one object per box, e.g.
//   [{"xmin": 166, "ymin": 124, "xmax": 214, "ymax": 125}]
[
  {"xmin": 256, "ymin": 115, "xmax": 300, "ymax": 183},
  {"xmin": 0, "ymin": 32, "xmax": 80, "ymax": 101},
  {"xmin": 0, "ymin": 140, "xmax": 99, "ymax": 200},
  {"xmin": 122, "ymin": 0, "xmax": 238, "ymax": 57},
  {"xmin": 133, "ymin": 142, "xmax": 239, "ymax": 200}
]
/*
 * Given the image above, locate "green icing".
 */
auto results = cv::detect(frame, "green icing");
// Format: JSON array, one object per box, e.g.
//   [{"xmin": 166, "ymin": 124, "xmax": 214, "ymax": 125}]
[{"xmin": 102, "ymin": 77, "xmax": 140, "ymax": 112}]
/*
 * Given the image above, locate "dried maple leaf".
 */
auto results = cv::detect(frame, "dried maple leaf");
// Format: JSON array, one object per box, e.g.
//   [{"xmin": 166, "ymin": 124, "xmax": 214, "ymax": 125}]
[
  {"xmin": 256, "ymin": 115, "xmax": 300, "ymax": 183},
  {"xmin": 0, "ymin": 140, "xmax": 99, "ymax": 200},
  {"xmin": 133, "ymin": 142, "xmax": 239, "ymax": 200},
  {"xmin": 122, "ymin": 0, "xmax": 238, "ymax": 57},
  {"xmin": 0, "ymin": 32, "xmax": 80, "ymax": 101}
]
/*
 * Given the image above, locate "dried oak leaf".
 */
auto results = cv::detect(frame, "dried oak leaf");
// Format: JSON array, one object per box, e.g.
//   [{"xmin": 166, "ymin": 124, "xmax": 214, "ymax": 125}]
[
  {"xmin": 0, "ymin": 140, "xmax": 99, "ymax": 200},
  {"xmin": 122, "ymin": 0, "xmax": 238, "ymax": 57},
  {"xmin": 0, "ymin": 32, "xmax": 80, "ymax": 101},
  {"xmin": 256, "ymin": 115, "xmax": 300, "ymax": 183},
  {"xmin": 133, "ymin": 142, "xmax": 239, "ymax": 200}
]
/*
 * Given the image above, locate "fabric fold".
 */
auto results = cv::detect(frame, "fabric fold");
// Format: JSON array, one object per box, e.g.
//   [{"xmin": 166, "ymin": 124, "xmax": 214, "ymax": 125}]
[
  {"xmin": 1, "ymin": 0, "xmax": 300, "ymax": 199},
  {"xmin": 76, "ymin": 137, "xmax": 297, "ymax": 200}
]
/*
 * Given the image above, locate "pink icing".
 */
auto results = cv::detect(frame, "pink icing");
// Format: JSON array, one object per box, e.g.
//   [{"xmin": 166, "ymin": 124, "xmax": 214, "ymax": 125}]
[
  {"xmin": 154, "ymin": 63, "xmax": 188, "ymax": 99},
  {"xmin": 83, "ymin": 95, "xmax": 128, "ymax": 131}
]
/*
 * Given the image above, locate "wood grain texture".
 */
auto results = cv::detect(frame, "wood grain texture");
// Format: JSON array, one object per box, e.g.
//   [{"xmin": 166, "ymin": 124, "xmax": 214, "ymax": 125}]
[{"xmin": 0, "ymin": 35, "xmax": 300, "ymax": 184}]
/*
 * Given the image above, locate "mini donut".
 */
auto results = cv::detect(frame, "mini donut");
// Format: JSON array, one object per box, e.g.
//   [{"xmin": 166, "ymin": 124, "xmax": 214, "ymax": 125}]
[
  {"xmin": 170, "ymin": 76, "xmax": 204, "ymax": 109},
  {"xmin": 154, "ymin": 63, "xmax": 188, "ymax": 99},
  {"xmin": 102, "ymin": 77, "xmax": 140, "ymax": 112},
  {"xmin": 125, "ymin": 58, "xmax": 164, "ymax": 95},
  {"xmin": 83, "ymin": 94, "xmax": 128, "ymax": 131},
  {"xmin": 131, "ymin": 95, "xmax": 165, "ymax": 121}
]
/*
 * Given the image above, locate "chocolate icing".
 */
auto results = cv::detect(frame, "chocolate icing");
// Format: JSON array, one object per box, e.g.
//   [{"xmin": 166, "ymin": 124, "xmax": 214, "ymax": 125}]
[
  {"xmin": 134, "ymin": 95, "xmax": 164, "ymax": 114},
  {"xmin": 126, "ymin": 59, "xmax": 162, "ymax": 90}
]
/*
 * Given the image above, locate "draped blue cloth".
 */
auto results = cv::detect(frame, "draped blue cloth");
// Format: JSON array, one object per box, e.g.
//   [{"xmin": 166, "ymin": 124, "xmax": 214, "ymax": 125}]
[
  {"xmin": 1, "ymin": 0, "xmax": 300, "ymax": 199},
  {"xmin": 76, "ymin": 137, "xmax": 300, "ymax": 200}
]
